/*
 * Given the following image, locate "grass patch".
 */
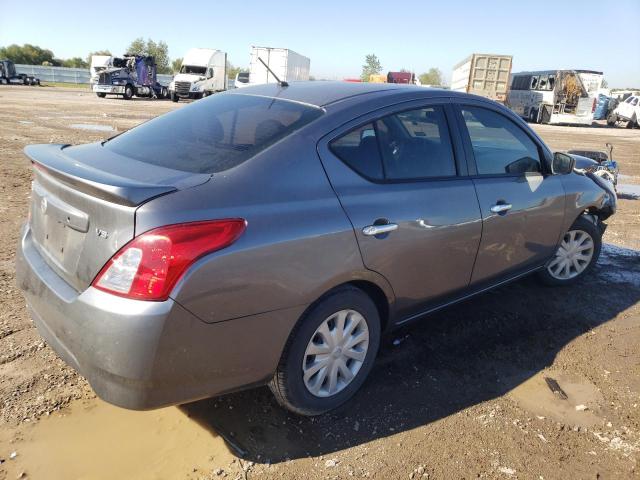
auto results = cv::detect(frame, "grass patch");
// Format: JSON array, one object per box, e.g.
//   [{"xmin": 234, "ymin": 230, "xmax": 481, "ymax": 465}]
[{"xmin": 41, "ymin": 82, "xmax": 91, "ymax": 89}]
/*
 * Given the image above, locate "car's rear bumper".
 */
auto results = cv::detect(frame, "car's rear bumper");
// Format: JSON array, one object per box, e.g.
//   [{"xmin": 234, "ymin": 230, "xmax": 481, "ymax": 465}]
[{"xmin": 15, "ymin": 225, "xmax": 304, "ymax": 409}]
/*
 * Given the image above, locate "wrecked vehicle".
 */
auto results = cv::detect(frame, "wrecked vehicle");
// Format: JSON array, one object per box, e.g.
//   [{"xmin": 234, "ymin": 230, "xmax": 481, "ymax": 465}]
[
  {"xmin": 568, "ymin": 143, "xmax": 619, "ymax": 190},
  {"xmin": 93, "ymin": 55, "xmax": 168, "ymax": 100},
  {"xmin": 607, "ymin": 95, "xmax": 639, "ymax": 128},
  {"xmin": 16, "ymin": 83, "xmax": 616, "ymax": 416},
  {"xmin": 0, "ymin": 59, "xmax": 40, "ymax": 86},
  {"xmin": 507, "ymin": 69, "xmax": 602, "ymax": 125}
]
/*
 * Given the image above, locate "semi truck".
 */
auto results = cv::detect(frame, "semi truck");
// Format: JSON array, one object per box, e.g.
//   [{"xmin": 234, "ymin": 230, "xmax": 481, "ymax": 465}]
[
  {"xmin": 245, "ymin": 46, "xmax": 310, "ymax": 86},
  {"xmin": 168, "ymin": 48, "xmax": 227, "ymax": 102},
  {"xmin": 92, "ymin": 55, "xmax": 168, "ymax": 100},
  {"xmin": 0, "ymin": 59, "xmax": 40, "ymax": 85},
  {"xmin": 451, "ymin": 53, "xmax": 512, "ymax": 103}
]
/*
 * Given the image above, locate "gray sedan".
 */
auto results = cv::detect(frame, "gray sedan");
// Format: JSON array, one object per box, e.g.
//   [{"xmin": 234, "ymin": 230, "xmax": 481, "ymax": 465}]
[{"xmin": 16, "ymin": 82, "xmax": 616, "ymax": 415}]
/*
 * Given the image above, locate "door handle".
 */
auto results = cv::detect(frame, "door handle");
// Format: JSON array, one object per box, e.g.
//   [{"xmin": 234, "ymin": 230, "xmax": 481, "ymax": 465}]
[
  {"xmin": 362, "ymin": 223, "xmax": 398, "ymax": 236},
  {"xmin": 490, "ymin": 203, "xmax": 513, "ymax": 214}
]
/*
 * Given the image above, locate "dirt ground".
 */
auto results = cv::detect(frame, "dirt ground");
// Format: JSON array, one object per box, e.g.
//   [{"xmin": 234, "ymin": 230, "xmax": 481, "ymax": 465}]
[{"xmin": 0, "ymin": 86, "xmax": 638, "ymax": 480}]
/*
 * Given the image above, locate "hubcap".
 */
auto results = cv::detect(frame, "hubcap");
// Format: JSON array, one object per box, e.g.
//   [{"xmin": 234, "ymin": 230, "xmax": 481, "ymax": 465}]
[
  {"xmin": 302, "ymin": 309, "xmax": 369, "ymax": 398},
  {"xmin": 547, "ymin": 229, "xmax": 594, "ymax": 280}
]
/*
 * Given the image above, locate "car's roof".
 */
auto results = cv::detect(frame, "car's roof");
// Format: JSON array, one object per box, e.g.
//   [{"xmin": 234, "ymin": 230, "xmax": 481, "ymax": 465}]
[{"xmin": 227, "ymin": 81, "xmax": 454, "ymax": 107}]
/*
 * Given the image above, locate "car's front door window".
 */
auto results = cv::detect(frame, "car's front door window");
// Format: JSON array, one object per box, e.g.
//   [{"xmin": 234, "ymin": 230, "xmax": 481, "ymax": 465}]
[{"xmin": 461, "ymin": 106, "xmax": 541, "ymax": 175}]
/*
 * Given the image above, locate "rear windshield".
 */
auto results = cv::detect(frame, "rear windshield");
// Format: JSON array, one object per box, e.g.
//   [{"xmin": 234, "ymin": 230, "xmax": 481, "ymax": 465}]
[{"xmin": 104, "ymin": 94, "xmax": 323, "ymax": 173}]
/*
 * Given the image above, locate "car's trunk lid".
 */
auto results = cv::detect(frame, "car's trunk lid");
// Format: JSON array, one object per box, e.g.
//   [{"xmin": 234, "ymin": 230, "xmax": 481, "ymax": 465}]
[{"xmin": 25, "ymin": 143, "xmax": 211, "ymax": 292}]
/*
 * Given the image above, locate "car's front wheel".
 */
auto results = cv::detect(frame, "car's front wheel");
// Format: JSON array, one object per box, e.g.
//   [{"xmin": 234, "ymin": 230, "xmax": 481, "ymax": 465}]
[
  {"xmin": 537, "ymin": 216, "xmax": 602, "ymax": 286},
  {"xmin": 269, "ymin": 286, "xmax": 381, "ymax": 415}
]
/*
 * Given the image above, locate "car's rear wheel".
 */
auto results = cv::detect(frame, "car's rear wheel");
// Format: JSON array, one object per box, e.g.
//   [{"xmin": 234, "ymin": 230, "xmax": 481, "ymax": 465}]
[
  {"xmin": 537, "ymin": 216, "xmax": 601, "ymax": 286},
  {"xmin": 96, "ymin": 93, "xmax": 106, "ymax": 98},
  {"xmin": 269, "ymin": 286, "xmax": 381, "ymax": 415}
]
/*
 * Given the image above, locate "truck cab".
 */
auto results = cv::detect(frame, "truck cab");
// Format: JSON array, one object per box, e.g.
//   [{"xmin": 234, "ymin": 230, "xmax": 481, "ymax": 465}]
[
  {"xmin": 169, "ymin": 48, "xmax": 227, "ymax": 102},
  {"xmin": 92, "ymin": 55, "xmax": 167, "ymax": 100},
  {"xmin": 90, "ymin": 55, "xmax": 113, "ymax": 85},
  {"xmin": 0, "ymin": 59, "xmax": 40, "ymax": 86}
]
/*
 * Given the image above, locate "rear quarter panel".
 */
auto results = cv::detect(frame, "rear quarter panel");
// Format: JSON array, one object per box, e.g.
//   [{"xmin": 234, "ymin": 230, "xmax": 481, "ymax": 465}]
[{"xmin": 135, "ymin": 131, "xmax": 394, "ymax": 324}]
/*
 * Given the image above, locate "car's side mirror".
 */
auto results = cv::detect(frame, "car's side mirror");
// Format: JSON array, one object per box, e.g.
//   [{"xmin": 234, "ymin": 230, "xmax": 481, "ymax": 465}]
[{"xmin": 552, "ymin": 152, "xmax": 575, "ymax": 175}]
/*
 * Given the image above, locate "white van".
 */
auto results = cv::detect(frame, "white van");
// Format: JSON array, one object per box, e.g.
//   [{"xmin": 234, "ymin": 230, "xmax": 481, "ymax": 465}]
[
  {"xmin": 234, "ymin": 71, "xmax": 250, "ymax": 89},
  {"xmin": 168, "ymin": 48, "xmax": 227, "ymax": 102},
  {"xmin": 507, "ymin": 69, "xmax": 603, "ymax": 125}
]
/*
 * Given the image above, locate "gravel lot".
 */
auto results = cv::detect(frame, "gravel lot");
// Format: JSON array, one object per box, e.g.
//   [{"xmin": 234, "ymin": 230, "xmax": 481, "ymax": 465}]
[{"xmin": 0, "ymin": 86, "xmax": 638, "ymax": 480}]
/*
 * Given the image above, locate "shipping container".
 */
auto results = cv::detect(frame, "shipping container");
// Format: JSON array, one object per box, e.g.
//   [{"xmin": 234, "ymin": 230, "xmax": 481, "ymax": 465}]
[
  {"xmin": 451, "ymin": 53, "xmax": 512, "ymax": 103},
  {"xmin": 248, "ymin": 47, "xmax": 310, "ymax": 85},
  {"xmin": 387, "ymin": 71, "xmax": 415, "ymax": 84},
  {"xmin": 369, "ymin": 74, "xmax": 387, "ymax": 83}
]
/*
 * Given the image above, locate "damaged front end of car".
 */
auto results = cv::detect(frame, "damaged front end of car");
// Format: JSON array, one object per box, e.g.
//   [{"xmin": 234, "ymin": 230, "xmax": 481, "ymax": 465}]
[{"xmin": 568, "ymin": 143, "xmax": 619, "ymax": 191}]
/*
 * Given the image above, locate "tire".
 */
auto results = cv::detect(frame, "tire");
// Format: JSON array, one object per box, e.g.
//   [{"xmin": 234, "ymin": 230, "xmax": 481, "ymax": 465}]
[
  {"xmin": 161, "ymin": 87, "xmax": 168, "ymax": 99},
  {"xmin": 269, "ymin": 286, "xmax": 381, "ymax": 416},
  {"xmin": 537, "ymin": 216, "xmax": 602, "ymax": 286},
  {"xmin": 528, "ymin": 107, "xmax": 539, "ymax": 124},
  {"xmin": 170, "ymin": 92, "xmax": 179, "ymax": 103},
  {"xmin": 123, "ymin": 85, "xmax": 134, "ymax": 100},
  {"xmin": 96, "ymin": 93, "xmax": 106, "ymax": 98},
  {"xmin": 607, "ymin": 113, "xmax": 618, "ymax": 126}
]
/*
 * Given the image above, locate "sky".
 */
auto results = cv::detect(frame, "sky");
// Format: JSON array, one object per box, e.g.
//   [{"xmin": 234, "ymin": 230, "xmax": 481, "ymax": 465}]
[{"xmin": 1, "ymin": 0, "xmax": 639, "ymax": 87}]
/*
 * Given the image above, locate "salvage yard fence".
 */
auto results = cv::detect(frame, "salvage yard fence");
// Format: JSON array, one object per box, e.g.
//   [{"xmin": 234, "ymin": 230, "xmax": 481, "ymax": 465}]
[{"xmin": 14, "ymin": 64, "xmax": 173, "ymax": 86}]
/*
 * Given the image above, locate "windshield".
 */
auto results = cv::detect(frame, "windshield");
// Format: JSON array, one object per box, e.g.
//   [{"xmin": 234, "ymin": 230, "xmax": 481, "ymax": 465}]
[
  {"xmin": 105, "ymin": 93, "xmax": 324, "ymax": 174},
  {"xmin": 180, "ymin": 65, "xmax": 207, "ymax": 75}
]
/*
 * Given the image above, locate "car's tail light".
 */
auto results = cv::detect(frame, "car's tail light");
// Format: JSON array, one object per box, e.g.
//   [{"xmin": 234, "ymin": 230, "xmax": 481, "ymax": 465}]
[
  {"xmin": 592, "ymin": 98, "xmax": 597, "ymax": 113},
  {"xmin": 92, "ymin": 219, "xmax": 246, "ymax": 301}
]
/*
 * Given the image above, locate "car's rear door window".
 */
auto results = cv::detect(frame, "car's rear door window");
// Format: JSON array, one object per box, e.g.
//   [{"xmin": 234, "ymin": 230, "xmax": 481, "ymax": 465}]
[
  {"xmin": 104, "ymin": 94, "xmax": 323, "ymax": 174},
  {"xmin": 377, "ymin": 106, "xmax": 456, "ymax": 180},
  {"xmin": 330, "ymin": 123, "xmax": 384, "ymax": 180},
  {"xmin": 460, "ymin": 106, "xmax": 541, "ymax": 175},
  {"xmin": 330, "ymin": 105, "xmax": 456, "ymax": 182}
]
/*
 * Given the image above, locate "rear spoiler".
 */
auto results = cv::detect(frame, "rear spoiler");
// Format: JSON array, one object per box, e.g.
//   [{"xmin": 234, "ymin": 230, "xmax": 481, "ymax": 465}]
[{"xmin": 25, "ymin": 144, "xmax": 176, "ymax": 207}]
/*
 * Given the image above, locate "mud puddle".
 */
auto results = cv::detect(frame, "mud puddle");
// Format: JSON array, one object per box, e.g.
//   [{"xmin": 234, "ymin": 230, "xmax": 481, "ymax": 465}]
[
  {"xmin": 69, "ymin": 124, "xmax": 115, "ymax": 132},
  {"xmin": 0, "ymin": 398, "xmax": 233, "ymax": 480},
  {"xmin": 508, "ymin": 372, "xmax": 607, "ymax": 428}
]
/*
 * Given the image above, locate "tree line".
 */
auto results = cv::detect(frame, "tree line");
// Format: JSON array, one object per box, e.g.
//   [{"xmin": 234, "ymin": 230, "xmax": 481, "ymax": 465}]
[
  {"xmin": 0, "ymin": 45, "xmax": 443, "ymax": 83},
  {"xmin": 0, "ymin": 41, "xmax": 248, "ymax": 78}
]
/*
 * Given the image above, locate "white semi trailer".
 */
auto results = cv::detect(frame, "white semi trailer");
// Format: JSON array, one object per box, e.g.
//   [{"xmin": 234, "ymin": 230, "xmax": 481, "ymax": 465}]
[
  {"xmin": 242, "ymin": 46, "xmax": 310, "ymax": 87},
  {"xmin": 168, "ymin": 48, "xmax": 227, "ymax": 102}
]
